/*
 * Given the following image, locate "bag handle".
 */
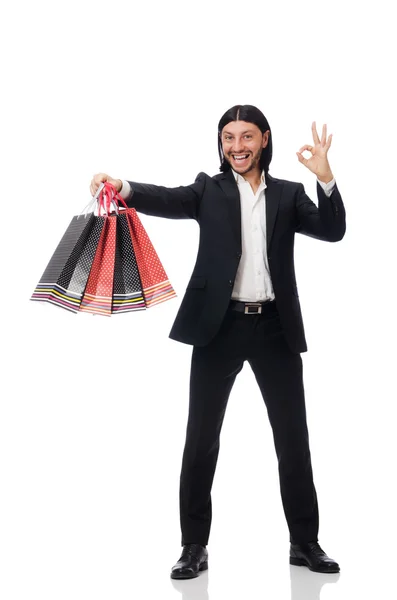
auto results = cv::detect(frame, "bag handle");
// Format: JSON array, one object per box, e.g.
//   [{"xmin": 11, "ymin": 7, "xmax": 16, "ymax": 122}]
[
  {"xmin": 100, "ymin": 182, "xmax": 129, "ymax": 212},
  {"xmin": 79, "ymin": 182, "xmax": 105, "ymax": 219},
  {"xmin": 80, "ymin": 181, "xmax": 127, "ymax": 218},
  {"xmin": 99, "ymin": 185, "xmax": 112, "ymax": 215},
  {"xmin": 96, "ymin": 183, "xmax": 120, "ymax": 216}
]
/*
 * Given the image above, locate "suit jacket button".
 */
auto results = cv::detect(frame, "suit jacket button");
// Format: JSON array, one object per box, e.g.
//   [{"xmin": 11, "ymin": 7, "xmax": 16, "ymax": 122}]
[
  {"xmin": 236, "ymin": 253, "xmax": 241, "ymax": 258},
  {"xmin": 229, "ymin": 280, "xmax": 233, "ymax": 286}
]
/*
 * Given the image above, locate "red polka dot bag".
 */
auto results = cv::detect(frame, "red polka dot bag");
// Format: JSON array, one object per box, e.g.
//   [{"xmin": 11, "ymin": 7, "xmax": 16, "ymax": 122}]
[
  {"xmin": 124, "ymin": 204, "xmax": 177, "ymax": 309},
  {"xmin": 112, "ymin": 211, "xmax": 146, "ymax": 313},
  {"xmin": 79, "ymin": 211, "xmax": 117, "ymax": 316}
]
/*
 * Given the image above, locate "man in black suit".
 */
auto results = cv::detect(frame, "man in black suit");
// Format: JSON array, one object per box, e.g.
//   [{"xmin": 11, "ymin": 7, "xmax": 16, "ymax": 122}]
[{"xmin": 90, "ymin": 104, "xmax": 346, "ymax": 578}]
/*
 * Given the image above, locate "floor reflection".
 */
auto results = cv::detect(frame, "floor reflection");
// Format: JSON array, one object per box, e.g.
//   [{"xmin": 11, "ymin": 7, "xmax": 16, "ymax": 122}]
[
  {"xmin": 171, "ymin": 571, "xmax": 209, "ymax": 600},
  {"xmin": 290, "ymin": 565, "xmax": 340, "ymax": 599},
  {"xmin": 170, "ymin": 565, "xmax": 340, "ymax": 600}
]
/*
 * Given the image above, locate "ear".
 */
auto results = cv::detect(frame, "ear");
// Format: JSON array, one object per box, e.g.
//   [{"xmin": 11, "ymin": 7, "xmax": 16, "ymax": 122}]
[{"xmin": 262, "ymin": 130, "xmax": 270, "ymax": 148}]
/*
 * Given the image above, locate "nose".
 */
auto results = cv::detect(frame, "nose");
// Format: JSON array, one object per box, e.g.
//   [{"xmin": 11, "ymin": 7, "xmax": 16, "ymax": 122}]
[{"xmin": 231, "ymin": 137, "xmax": 245, "ymax": 152}]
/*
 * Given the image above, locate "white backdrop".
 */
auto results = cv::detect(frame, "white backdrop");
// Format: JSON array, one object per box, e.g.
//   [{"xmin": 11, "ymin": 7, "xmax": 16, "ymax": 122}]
[{"xmin": 1, "ymin": 1, "xmax": 396, "ymax": 599}]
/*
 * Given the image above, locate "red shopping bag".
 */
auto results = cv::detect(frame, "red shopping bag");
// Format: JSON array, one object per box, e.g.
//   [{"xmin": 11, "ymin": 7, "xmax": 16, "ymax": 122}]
[
  {"xmin": 79, "ymin": 190, "xmax": 117, "ymax": 316},
  {"xmin": 125, "ymin": 208, "xmax": 177, "ymax": 308},
  {"xmin": 112, "ymin": 212, "xmax": 146, "ymax": 313}
]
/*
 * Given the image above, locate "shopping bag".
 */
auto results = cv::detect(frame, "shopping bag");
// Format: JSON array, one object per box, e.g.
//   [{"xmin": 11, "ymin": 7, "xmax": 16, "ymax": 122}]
[
  {"xmin": 112, "ymin": 212, "xmax": 146, "ymax": 313},
  {"xmin": 125, "ymin": 208, "xmax": 177, "ymax": 308},
  {"xmin": 30, "ymin": 185, "xmax": 106, "ymax": 313},
  {"xmin": 31, "ymin": 212, "xmax": 96, "ymax": 313},
  {"xmin": 79, "ymin": 212, "xmax": 117, "ymax": 317},
  {"xmin": 66, "ymin": 215, "xmax": 107, "ymax": 304}
]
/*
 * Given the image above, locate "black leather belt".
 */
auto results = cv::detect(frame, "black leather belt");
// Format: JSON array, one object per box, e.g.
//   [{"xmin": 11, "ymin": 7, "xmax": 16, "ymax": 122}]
[{"xmin": 229, "ymin": 300, "xmax": 275, "ymax": 314}]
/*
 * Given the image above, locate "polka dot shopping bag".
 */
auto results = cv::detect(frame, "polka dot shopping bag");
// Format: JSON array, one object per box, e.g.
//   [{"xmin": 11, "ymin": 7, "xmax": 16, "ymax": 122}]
[
  {"xmin": 30, "ymin": 186, "xmax": 107, "ymax": 313},
  {"xmin": 112, "ymin": 212, "xmax": 146, "ymax": 313},
  {"xmin": 124, "ymin": 207, "xmax": 177, "ymax": 308},
  {"xmin": 79, "ymin": 213, "xmax": 117, "ymax": 316}
]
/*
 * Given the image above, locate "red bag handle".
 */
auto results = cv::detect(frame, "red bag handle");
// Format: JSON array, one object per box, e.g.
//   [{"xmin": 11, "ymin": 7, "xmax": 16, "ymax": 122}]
[
  {"xmin": 97, "ymin": 186, "xmax": 108, "ymax": 216},
  {"xmin": 97, "ymin": 181, "xmax": 128, "ymax": 215},
  {"xmin": 104, "ymin": 182, "xmax": 129, "ymax": 210}
]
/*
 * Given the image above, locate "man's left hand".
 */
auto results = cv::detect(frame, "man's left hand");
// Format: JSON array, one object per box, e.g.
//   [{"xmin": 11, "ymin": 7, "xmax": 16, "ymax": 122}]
[{"xmin": 296, "ymin": 122, "xmax": 334, "ymax": 183}]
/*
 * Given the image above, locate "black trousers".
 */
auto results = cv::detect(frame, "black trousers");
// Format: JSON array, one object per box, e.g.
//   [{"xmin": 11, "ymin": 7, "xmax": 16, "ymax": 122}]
[{"xmin": 179, "ymin": 299, "xmax": 319, "ymax": 546}]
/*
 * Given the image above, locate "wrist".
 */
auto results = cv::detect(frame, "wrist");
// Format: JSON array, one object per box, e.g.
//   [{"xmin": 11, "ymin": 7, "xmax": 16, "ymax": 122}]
[
  {"xmin": 116, "ymin": 179, "xmax": 123, "ymax": 193},
  {"xmin": 317, "ymin": 171, "xmax": 334, "ymax": 184}
]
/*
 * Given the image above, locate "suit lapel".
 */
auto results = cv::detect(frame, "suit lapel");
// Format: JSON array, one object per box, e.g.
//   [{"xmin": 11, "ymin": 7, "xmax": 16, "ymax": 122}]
[
  {"xmin": 265, "ymin": 175, "xmax": 282, "ymax": 253},
  {"xmin": 218, "ymin": 170, "xmax": 242, "ymax": 249},
  {"xmin": 217, "ymin": 170, "xmax": 282, "ymax": 253}
]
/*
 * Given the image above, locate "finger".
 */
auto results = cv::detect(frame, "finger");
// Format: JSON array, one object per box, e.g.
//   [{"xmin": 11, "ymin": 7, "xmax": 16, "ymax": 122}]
[
  {"xmin": 298, "ymin": 145, "xmax": 314, "ymax": 154},
  {"xmin": 296, "ymin": 152, "xmax": 308, "ymax": 166},
  {"xmin": 91, "ymin": 179, "xmax": 101, "ymax": 196},
  {"xmin": 325, "ymin": 133, "xmax": 333, "ymax": 150},
  {"xmin": 93, "ymin": 173, "xmax": 105, "ymax": 186},
  {"xmin": 321, "ymin": 124, "xmax": 327, "ymax": 146},
  {"xmin": 312, "ymin": 121, "xmax": 320, "ymax": 145}
]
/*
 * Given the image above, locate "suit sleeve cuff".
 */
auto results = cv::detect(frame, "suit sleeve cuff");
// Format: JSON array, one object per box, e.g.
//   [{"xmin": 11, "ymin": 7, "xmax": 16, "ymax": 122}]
[{"xmin": 317, "ymin": 177, "xmax": 336, "ymax": 197}]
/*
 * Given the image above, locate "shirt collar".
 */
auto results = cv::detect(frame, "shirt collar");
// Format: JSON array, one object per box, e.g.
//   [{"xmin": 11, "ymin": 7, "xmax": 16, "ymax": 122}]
[{"xmin": 232, "ymin": 169, "xmax": 266, "ymax": 188}]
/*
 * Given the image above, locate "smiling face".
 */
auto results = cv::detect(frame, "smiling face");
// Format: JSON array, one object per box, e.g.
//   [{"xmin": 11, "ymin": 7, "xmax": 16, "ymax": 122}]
[{"xmin": 221, "ymin": 120, "xmax": 270, "ymax": 176}]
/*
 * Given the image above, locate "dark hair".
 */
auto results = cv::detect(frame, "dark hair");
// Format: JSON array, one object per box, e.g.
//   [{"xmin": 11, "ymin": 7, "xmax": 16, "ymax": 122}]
[{"xmin": 218, "ymin": 104, "xmax": 273, "ymax": 175}]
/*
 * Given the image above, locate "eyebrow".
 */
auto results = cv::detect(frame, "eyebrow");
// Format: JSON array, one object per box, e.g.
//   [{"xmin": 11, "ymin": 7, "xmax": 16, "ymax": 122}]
[{"xmin": 223, "ymin": 130, "xmax": 254, "ymax": 135}]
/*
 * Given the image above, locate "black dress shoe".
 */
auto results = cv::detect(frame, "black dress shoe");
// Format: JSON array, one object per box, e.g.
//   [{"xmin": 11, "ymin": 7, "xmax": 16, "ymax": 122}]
[
  {"xmin": 290, "ymin": 541, "xmax": 340, "ymax": 573},
  {"xmin": 170, "ymin": 543, "xmax": 208, "ymax": 579}
]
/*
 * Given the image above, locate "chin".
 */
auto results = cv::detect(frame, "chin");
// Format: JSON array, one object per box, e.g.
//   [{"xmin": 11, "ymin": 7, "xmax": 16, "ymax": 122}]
[
  {"xmin": 235, "ymin": 163, "xmax": 254, "ymax": 174},
  {"xmin": 228, "ymin": 159, "xmax": 254, "ymax": 173}
]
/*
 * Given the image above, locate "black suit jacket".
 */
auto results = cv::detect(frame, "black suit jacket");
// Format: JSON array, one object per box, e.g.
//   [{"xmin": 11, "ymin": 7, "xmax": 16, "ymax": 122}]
[{"xmin": 126, "ymin": 169, "xmax": 346, "ymax": 354}]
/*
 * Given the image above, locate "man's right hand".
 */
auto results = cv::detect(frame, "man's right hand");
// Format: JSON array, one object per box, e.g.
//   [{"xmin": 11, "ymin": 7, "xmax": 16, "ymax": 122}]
[{"xmin": 90, "ymin": 173, "xmax": 122, "ymax": 197}]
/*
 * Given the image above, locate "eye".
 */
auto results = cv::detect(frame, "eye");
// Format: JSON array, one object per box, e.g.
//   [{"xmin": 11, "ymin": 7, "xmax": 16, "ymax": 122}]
[{"xmin": 244, "ymin": 135, "xmax": 252, "ymax": 139}]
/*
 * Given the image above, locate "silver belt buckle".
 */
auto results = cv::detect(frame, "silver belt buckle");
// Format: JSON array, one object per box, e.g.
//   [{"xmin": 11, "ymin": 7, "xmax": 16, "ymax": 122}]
[{"xmin": 244, "ymin": 302, "xmax": 262, "ymax": 314}]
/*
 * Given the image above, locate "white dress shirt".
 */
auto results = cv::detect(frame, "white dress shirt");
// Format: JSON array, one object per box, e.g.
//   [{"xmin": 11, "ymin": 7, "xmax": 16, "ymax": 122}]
[
  {"xmin": 119, "ymin": 173, "xmax": 336, "ymax": 302},
  {"xmin": 231, "ymin": 170, "xmax": 336, "ymax": 302}
]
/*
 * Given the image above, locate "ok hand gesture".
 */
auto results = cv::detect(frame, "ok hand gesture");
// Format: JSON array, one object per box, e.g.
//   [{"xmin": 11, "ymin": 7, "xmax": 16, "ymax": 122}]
[{"xmin": 296, "ymin": 122, "xmax": 334, "ymax": 183}]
